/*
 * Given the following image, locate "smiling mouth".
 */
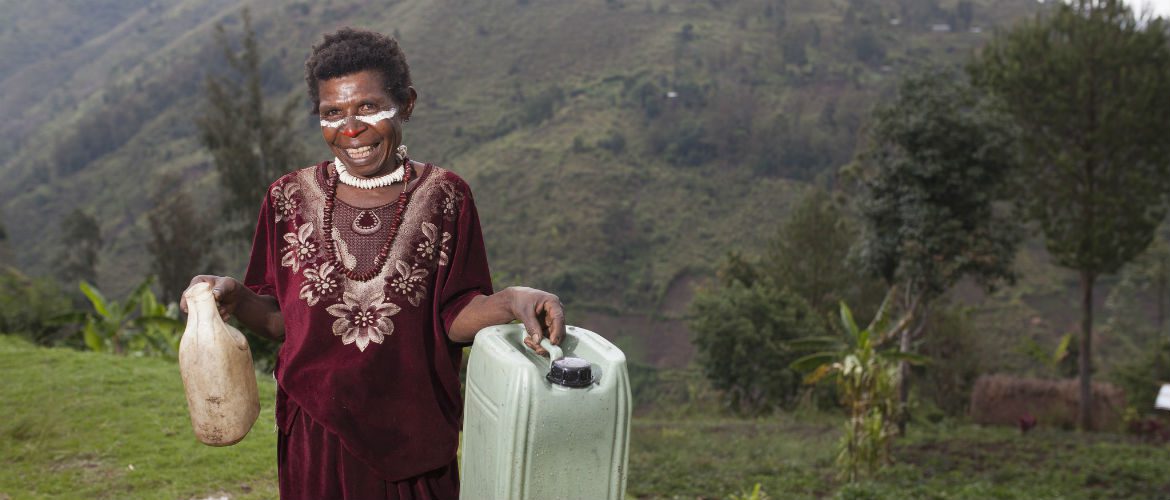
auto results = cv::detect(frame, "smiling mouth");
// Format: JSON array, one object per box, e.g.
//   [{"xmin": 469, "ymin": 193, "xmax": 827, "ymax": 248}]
[{"xmin": 345, "ymin": 142, "xmax": 380, "ymax": 160}]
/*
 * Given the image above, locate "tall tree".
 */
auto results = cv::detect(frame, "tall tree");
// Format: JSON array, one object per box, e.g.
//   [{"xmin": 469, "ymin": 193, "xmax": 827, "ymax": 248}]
[
  {"xmin": 57, "ymin": 209, "xmax": 103, "ymax": 287},
  {"xmin": 856, "ymin": 66, "xmax": 1019, "ymax": 433},
  {"xmin": 147, "ymin": 174, "xmax": 220, "ymax": 304},
  {"xmin": 196, "ymin": 8, "xmax": 306, "ymax": 238},
  {"xmin": 970, "ymin": 0, "xmax": 1170, "ymax": 430},
  {"xmin": 763, "ymin": 187, "xmax": 882, "ymax": 322}
]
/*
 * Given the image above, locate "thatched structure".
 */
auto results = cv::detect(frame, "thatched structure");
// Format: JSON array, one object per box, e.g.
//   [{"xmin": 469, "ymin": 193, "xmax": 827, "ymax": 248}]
[{"xmin": 969, "ymin": 374, "xmax": 1125, "ymax": 431}]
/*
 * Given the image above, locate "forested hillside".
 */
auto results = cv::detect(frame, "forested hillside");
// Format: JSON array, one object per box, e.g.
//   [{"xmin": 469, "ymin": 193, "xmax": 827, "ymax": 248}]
[{"xmin": 1, "ymin": 0, "xmax": 1068, "ymax": 367}]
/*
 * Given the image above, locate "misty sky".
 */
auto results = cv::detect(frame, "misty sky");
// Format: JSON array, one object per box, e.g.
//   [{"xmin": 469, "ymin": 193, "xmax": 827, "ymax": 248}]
[{"xmin": 1135, "ymin": 0, "xmax": 1170, "ymax": 16}]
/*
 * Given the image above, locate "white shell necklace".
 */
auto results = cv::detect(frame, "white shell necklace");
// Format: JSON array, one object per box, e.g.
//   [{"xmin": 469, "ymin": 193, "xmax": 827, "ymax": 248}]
[{"xmin": 334, "ymin": 158, "xmax": 405, "ymax": 190}]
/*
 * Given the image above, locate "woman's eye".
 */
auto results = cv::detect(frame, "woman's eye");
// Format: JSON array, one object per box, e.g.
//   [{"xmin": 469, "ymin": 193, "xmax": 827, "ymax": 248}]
[
  {"xmin": 360, "ymin": 104, "xmax": 376, "ymax": 113},
  {"xmin": 323, "ymin": 109, "xmax": 340, "ymax": 117}
]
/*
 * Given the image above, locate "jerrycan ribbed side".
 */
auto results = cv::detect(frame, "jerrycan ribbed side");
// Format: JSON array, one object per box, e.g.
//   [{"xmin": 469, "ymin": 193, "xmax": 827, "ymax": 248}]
[
  {"xmin": 461, "ymin": 324, "xmax": 631, "ymax": 500},
  {"xmin": 178, "ymin": 282, "xmax": 260, "ymax": 446}
]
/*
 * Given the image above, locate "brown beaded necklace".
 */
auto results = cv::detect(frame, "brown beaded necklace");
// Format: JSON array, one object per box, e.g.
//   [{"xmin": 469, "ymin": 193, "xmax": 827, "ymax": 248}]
[{"xmin": 321, "ymin": 159, "xmax": 413, "ymax": 282}]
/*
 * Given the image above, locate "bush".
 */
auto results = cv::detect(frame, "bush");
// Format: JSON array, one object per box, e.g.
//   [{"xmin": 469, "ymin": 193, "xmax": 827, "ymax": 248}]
[
  {"xmin": 914, "ymin": 306, "xmax": 982, "ymax": 417},
  {"xmin": 0, "ymin": 267, "xmax": 70, "ymax": 344},
  {"xmin": 1111, "ymin": 339, "xmax": 1170, "ymax": 413},
  {"xmin": 518, "ymin": 85, "xmax": 565, "ymax": 126},
  {"xmin": 690, "ymin": 271, "xmax": 824, "ymax": 415}
]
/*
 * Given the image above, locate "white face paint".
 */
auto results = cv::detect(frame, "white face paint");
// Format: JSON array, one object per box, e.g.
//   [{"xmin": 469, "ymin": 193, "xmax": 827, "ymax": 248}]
[{"xmin": 319, "ymin": 107, "xmax": 398, "ymax": 128}]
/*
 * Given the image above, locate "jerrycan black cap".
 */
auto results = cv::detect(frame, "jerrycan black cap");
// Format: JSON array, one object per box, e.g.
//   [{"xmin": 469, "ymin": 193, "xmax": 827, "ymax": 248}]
[{"xmin": 547, "ymin": 357, "xmax": 593, "ymax": 388}]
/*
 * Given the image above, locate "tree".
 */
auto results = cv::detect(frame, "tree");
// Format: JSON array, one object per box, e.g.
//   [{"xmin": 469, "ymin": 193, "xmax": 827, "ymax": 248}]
[
  {"xmin": 689, "ymin": 258, "xmax": 824, "ymax": 415},
  {"xmin": 147, "ymin": 174, "xmax": 220, "ymax": 304},
  {"xmin": 196, "ymin": 8, "xmax": 306, "ymax": 239},
  {"xmin": 856, "ymin": 66, "xmax": 1019, "ymax": 433},
  {"xmin": 57, "ymin": 209, "xmax": 103, "ymax": 287},
  {"xmin": 762, "ymin": 187, "xmax": 882, "ymax": 322},
  {"xmin": 970, "ymin": 0, "xmax": 1170, "ymax": 430}
]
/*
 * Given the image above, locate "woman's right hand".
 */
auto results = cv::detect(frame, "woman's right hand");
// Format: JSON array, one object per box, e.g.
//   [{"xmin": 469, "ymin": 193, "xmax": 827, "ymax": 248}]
[{"xmin": 179, "ymin": 275, "xmax": 241, "ymax": 321}]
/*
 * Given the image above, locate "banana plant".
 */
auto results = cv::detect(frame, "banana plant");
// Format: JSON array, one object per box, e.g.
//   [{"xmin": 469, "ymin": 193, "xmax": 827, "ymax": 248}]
[
  {"xmin": 790, "ymin": 294, "xmax": 928, "ymax": 482},
  {"xmin": 76, "ymin": 277, "xmax": 182, "ymax": 357}
]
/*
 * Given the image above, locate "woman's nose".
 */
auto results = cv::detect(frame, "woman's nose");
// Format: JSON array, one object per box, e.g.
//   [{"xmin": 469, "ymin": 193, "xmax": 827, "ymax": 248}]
[{"xmin": 340, "ymin": 117, "xmax": 365, "ymax": 138}]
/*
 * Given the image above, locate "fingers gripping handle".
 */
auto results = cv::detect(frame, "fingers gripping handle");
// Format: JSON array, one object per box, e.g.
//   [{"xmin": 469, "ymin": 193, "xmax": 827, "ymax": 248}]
[{"xmin": 539, "ymin": 338, "xmax": 564, "ymax": 370}]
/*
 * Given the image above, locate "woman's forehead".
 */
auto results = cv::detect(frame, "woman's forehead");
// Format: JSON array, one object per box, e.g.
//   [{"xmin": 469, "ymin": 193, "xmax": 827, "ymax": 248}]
[{"xmin": 319, "ymin": 70, "xmax": 391, "ymax": 104}]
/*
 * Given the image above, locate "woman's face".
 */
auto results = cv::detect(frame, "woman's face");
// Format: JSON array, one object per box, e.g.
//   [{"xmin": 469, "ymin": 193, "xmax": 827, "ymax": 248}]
[{"xmin": 317, "ymin": 69, "xmax": 414, "ymax": 178}]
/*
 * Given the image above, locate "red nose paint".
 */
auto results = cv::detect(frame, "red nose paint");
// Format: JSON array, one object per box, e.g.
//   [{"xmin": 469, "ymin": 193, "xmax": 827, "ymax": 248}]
[{"xmin": 342, "ymin": 128, "xmax": 361, "ymax": 138}]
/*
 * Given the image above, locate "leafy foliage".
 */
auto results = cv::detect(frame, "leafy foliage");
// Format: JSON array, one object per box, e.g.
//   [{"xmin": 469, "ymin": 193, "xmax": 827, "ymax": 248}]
[
  {"xmin": 72, "ymin": 277, "xmax": 182, "ymax": 358},
  {"xmin": 196, "ymin": 8, "xmax": 306, "ymax": 238},
  {"xmin": 857, "ymin": 66, "xmax": 1019, "ymax": 303},
  {"xmin": 913, "ymin": 306, "xmax": 983, "ymax": 417},
  {"xmin": 762, "ymin": 187, "xmax": 882, "ymax": 322},
  {"xmin": 0, "ymin": 267, "xmax": 69, "ymax": 344},
  {"xmin": 147, "ymin": 174, "xmax": 220, "ymax": 304},
  {"xmin": 56, "ymin": 209, "xmax": 103, "ymax": 288},
  {"xmin": 689, "ymin": 260, "xmax": 824, "ymax": 415},
  {"xmin": 971, "ymin": 0, "xmax": 1170, "ymax": 430},
  {"xmin": 1110, "ymin": 338, "xmax": 1170, "ymax": 413},
  {"xmin": 792, "ymin": 299, "xmax": 926, "ymax": 482},
  {"xmin": 854, "ymin": 65, "xmax": 1019, "ymax": 432}
]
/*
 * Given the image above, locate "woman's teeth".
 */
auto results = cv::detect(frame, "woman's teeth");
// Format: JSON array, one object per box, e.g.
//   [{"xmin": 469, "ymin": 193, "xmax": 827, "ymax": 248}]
[{"xmin": 346, "ymin": 144, "xmax": 375, "ymax": 159}]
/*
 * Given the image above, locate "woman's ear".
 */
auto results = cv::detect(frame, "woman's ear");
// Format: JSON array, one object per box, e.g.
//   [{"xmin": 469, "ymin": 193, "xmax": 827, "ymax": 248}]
[{"xmin": 403, "ymin": 87, "xmax": 418, "ymax": 122}]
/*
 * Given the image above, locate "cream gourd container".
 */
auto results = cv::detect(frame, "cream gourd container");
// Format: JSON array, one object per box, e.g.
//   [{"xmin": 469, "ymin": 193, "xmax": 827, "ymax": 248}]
[{"xmin": 179, "ymin": 282, "xmax": 260, "ymax": 446}]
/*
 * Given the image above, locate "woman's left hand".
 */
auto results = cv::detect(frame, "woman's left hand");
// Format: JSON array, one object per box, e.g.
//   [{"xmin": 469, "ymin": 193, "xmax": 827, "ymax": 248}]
[{"xmin": 506, "ymin": 286, "xmax": 566, "ymax": 356}]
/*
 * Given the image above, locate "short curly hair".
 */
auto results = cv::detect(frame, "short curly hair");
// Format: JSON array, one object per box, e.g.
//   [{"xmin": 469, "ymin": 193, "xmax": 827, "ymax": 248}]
[{"xmin": 304, "ymin": 28, "xmax": 413, "ymax": 115}]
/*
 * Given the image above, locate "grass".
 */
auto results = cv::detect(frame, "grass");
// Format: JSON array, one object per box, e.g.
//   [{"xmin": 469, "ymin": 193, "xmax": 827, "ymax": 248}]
[
  {"xmin": 6, "ymin": 335, "xmax": 1170, "ymax": 499},
  {"xmin": 0, "ymin": 335, "xmax": 278, "ymax": 500}
]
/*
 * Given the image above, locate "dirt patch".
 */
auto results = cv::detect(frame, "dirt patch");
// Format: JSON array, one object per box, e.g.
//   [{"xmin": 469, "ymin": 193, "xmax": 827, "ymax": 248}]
[
  {"xmin": 47, "ymin": 454, "xmax": 124, "ymax": 485},
  {"xmin": 574, "ymin": 273, "xmax": 704, "ymax": 369},
  {"xmin": 575, "ymin": 311, "xmax": 694, "ymax": 368}
]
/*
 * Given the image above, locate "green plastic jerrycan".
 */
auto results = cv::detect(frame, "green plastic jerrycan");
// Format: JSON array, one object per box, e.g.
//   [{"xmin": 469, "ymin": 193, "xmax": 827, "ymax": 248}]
[{"xmin": 461, "ymin": 324, "xmax": 632, "ymax": 500}]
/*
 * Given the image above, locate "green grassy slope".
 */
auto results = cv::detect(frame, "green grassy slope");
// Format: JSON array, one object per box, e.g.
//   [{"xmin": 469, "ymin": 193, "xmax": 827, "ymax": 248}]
[
  {"xmin": 5, "ymin": 336, "xmax": 1170, "ymax": 499},
  {"xmin": 0, "ymin": 336, "xmax": 278, "ymax": 500}
]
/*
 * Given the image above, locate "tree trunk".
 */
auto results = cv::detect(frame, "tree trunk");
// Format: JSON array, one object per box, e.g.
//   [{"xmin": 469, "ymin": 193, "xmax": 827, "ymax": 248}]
[
  {"xmin": 1078, "ymin": 270, "xmax": 1096, "ymax": 432},
  {"xmin": 896, "ymin": 304, "xmax": 926, "ymax": 436},
  {"xmin": 897, "ymin": 325, "xmax": 911, "ymax": 436}
]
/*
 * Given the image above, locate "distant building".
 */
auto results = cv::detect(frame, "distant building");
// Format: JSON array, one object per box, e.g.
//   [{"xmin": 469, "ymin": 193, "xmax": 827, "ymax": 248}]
[{"xmin": 931, "ymin": 23, "xmax": 952, "ymax": 32}]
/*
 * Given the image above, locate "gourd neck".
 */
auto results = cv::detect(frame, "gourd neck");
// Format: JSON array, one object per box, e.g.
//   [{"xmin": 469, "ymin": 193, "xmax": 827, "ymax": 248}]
[{"xmin": 184, "ymin": 283, "xmax": 219, "ymax": 324}]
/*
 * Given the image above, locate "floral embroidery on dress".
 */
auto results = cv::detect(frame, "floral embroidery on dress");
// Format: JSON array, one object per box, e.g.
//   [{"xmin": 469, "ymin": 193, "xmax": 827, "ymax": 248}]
[
  {"xmin": 330, "ymin": 226, "xmax": 359, "ymax": 271},
  {"xmin": 438, "ymin": 182, "xmax": 462, "ymax": 221},
  {"xmin": 299, "ymin": 261, "xmax": 340, "ymax": 306},
  {"xmin": 281, "ymin": 223, "xmax": 319, "ymax": 272},
  {"xmin": 388, "ymin": 260, "xmax": 429, "ymax": 307},
  {"xmin": 271, "ymin": 182, "xmax": 301, "ymax": 222},
  {"xmin": 326, "ymin": 287, "xmax": 401, "ymax": 352},
  {"xmin": 417, "ymin": 222, "xmax": 452, "ymax": 267}
]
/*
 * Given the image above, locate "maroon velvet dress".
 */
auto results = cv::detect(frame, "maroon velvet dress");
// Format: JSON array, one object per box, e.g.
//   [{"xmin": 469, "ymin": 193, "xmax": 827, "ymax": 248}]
[{"xmin": 243, "ymin": 161, "xmax": 492, "ymax": 499}]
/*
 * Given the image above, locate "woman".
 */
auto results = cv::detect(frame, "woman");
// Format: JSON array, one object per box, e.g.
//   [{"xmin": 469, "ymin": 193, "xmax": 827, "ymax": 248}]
[{"xmin": 183, "ymin": 28, "xmax": 565, "ymax": 499}]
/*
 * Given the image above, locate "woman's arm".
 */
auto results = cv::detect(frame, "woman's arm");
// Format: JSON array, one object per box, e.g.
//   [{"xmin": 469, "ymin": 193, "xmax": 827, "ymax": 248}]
[
  {"xmin": 180, "ymin": 275, "xmax": 285, "ymax": 341},
  {"xmin": 449, "ymin": 286, "xmax": 564, "ymax": 355}
]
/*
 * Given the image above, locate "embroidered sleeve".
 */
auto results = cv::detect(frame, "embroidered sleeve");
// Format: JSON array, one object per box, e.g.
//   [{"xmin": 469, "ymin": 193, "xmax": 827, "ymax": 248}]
[
  {"xmin": 437, "ymin": 180, "xmax": 493, "ymax": 338},
  {"xmin": 243, "ymin": 186, "xmax": 280, "ymax": 300}
]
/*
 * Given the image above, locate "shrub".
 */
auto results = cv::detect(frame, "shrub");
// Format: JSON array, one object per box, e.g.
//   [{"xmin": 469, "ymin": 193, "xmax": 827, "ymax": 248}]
[
  {"xmin": 914, "ymin": 306, "xmax": 982, "ymax": 417},
  {"xmin": 690, "ymin": 273, "xmax": 824, "ymax": 415},
  {"xmin": 1110, "ymin": 339, "xmax": 1170, "ymax": 413},
  {"xmin": 0, "ymin": 267, "xmax": 70, "ymax": 344}
]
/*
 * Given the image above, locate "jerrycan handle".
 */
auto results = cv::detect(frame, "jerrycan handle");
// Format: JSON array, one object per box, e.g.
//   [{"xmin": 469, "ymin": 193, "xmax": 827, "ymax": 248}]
[{"xmin": 539, "ymin": 338, "xmax": 564, "ymax": 370}]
